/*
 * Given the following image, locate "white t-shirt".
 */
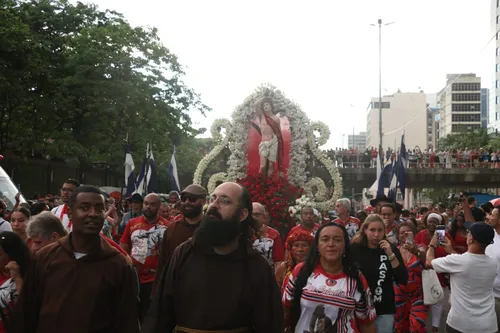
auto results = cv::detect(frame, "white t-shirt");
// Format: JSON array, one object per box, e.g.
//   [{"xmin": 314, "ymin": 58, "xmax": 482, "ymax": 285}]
[
  {"xmin": 51, "ymin": 204, "xmax": 71, "ymax": 232},
  {"xmin": 432, "ymin": 252, "xmax": 498, "ymax": 333},
  {"xmin": 0, "ymin": 218, "xmax": 12, "ymax": 233},
  {"xmin": 486, "ymin": 231, "xmax": 500, "ymax": 299}
]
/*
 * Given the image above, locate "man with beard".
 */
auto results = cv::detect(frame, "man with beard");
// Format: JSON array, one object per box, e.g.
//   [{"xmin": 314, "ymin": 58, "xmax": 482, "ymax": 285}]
[
  {"xmin": 142, "ymin": 182, "xmax": 283, "ymax": 333},
  {"xmin": 120, "ymin": 193, "xmax": 167, "ymax": 323},
  {"xmin": 12, "ymin": 186, "xmax": 138, "ymax": 333},
  {"xmin": 151, "ymin": 184, "xmax": 207, "ymax": 295}
]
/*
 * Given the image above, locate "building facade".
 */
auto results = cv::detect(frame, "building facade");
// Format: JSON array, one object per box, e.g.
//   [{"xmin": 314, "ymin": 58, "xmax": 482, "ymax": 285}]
[
  {"xmin": 482, "ymin": 88, "xmax": 489, "ymax": 128},
  {"xmin": 437, "ymin": 74, "xmax": 482, "ymax": 138},
  {"xmin": 348, "ymin": 132, "xmax": 367, "ymax": 150},
  {"xmin": 490, "ymin": 0, "xmax": 500, "ymax": 133},
  {"xmin": 427, "ymin": 107, "xmax": 439, "ymax": 148},
  {"xmin": 366, "ymin": 92, "xmax": 427, "ymax": 151}
]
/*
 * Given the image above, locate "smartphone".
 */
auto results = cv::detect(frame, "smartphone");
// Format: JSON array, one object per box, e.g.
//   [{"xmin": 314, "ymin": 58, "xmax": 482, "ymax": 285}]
[
  {"xmin": 436, "ymin": 225, "xmax": 446, "ymax": 244},
  {"xmin": 406, "ymin": 232, "xmax": 414, "ymax": 245}
]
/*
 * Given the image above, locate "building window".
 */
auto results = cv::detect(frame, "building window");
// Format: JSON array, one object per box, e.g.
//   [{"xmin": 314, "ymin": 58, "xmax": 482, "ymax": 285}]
[
  {"xmin": 452, "ymin": 103, "xmax": 480, "ymax": 112},
  {"xmin": 451, "ymin": 114, "xmax": 481, "ymax": 122},
  {"xmin": 497, "ymin": 80, "xmax": 499, "ymax": 89},
  {"xmin": 497, "ymin": 15, "xmax": 499, "ymax": 24},
  {"xmin": 497, "ymin": 48, "xmax": 499, "ymax": 57},
  {"xmin": 372, "ymin": 102, "xmax": 390, "ymax": 109},
  {"xmin": 497, "ymin": 96, "xmax": 499, "ymax": 105},
  {"xmin": 452, "ymin": 124, "xmax": 481, "ymax": 132},
  {"xmin": 451, "ymin": 93, "xmax": 481, "ymax": 102},
  {"xmin": 497, "ymin": 64, "xmax": 499, "ymax": 73},
  {"xmin": 451, "ymin": 83, "xmax": 481, "ymax": 91}
]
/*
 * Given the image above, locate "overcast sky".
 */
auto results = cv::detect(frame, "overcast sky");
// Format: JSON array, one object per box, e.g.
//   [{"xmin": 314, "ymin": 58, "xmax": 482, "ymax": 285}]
[{"xmin": 85, "ymin": 0, "xmax": 491, "ymax": 149}]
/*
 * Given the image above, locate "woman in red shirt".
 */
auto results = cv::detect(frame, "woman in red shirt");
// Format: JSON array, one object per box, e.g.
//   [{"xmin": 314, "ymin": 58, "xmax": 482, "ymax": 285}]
[
  {"xmin": 449, "ymin": 212, "xmax": 467, "ymax": 254},
  {"xmin": 275, "ymin": 231, "xmax": 314, "ymax": 292},
  {"xmin": 414, "ymin": 212, "xmax": 453, "ymax": 333}
]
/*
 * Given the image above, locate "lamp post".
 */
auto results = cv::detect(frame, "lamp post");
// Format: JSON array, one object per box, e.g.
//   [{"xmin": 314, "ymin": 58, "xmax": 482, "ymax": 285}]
[{"xmin": 371, "ymin": 19, "xmax": 394, "ymax": 167}]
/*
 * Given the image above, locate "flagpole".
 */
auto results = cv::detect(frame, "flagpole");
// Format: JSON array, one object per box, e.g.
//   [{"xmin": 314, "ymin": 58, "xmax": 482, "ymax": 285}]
[
  {"xmin": 143, "ymin": 143, "xmax": 150, "ymax": 195},
  {"xmin": 120, "ymin": 134, "xmax": 129, "ymax": 204}
]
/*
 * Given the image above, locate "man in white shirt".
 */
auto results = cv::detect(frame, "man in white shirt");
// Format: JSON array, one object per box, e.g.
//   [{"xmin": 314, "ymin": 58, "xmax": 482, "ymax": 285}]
[
  {"xmin": 427, "ymin": 222, "xmax": 498, "ymax": 333},
  {"xmin": 51, "ymin": 178, "xmax": 80, "ymax": 232},
  {"xmin": 486, "ymin": 207, "xmax": 500, "ymax": 331}
]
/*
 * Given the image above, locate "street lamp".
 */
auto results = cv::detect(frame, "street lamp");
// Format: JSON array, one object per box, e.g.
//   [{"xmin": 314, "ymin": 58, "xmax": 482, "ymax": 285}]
[{"xmin": 370, "ymin": 19, "xmax": 394, "ymax": 167}]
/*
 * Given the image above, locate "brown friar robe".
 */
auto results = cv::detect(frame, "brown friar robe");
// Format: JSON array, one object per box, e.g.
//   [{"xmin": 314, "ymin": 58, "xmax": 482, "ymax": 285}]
[
  {"xmin": 151, "ymin": 218, "xmax": 201, "ymax": 296},
  {"xmin": 141, "ymin": 236, "xmax": 284, "ymax": 333},
  {"xmin": 11, "ymin": 234, "xmax": 139, "ymax": 333}
]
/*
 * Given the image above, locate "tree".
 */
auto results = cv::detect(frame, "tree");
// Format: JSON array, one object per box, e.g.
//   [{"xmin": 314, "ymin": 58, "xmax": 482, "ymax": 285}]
[
  {"xmin": 438, "ymin": 128, "xmax": 489, "ymax": 150},
  {"xmin": 0, "ymin": 0, "xmax": 210, "ymax": 171}
]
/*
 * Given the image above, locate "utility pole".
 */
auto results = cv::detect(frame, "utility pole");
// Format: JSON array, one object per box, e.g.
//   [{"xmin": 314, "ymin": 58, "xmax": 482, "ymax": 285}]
[
  {"xmin": 378, "ymin": 19, "xmax": 383, "ymax": 167},
  {"xmin": 371, "ymin": 18, "xmax": 394, "ymax": 167}
]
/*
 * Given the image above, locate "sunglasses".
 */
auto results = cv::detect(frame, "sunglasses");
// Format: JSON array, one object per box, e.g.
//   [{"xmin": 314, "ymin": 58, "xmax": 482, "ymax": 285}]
[{"xmin": 180, "ymin": 195, "xmax": 203, "ymax": 203}]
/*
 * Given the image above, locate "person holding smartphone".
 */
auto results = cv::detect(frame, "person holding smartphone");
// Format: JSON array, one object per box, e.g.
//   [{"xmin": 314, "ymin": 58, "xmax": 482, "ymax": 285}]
[
  {"xmin": 414, "ymin": 212, "xmax": 454, "ymax": 333},
  {"xmin": 393, "ymin": 222, "xmax": 428, "ymax": 333}
]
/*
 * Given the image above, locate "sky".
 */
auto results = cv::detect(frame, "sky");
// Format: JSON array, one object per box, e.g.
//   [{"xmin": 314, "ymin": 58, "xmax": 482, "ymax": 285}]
[{"xmin": 84, "ymin": 0, "xmax": 492, "ymax": 149}]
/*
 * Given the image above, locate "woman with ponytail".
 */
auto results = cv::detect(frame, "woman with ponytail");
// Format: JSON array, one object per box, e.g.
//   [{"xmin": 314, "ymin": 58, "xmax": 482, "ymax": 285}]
[{"xmin": 282, "ymin": 222, "xmax": 376, "ymax": 333}]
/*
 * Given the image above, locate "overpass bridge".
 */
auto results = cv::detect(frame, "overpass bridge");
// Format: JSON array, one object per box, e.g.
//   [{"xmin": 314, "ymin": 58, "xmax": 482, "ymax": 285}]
[{"xmin": 337, "ymin": 167, "xmax": 500, "ymax": 190}]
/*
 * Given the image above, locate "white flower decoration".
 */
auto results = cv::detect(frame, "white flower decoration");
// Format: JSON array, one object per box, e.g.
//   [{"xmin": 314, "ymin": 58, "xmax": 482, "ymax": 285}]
[{"xmin": 193, "ymin": 84, "xmax": 343, "ymax": 213}]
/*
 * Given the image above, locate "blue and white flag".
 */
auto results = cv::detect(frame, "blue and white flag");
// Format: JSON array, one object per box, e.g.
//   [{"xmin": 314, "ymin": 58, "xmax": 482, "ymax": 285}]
[
  {"xmin": 124, "ymin": 145, "xmax": 136, "ymax": 196},
  {"xmin": 146, "ymin": 145, "xmax": 157, "ymax": 194},
  {"xmin": 168, "ymin": 146, "xmax": 180, "ymax": 191},
  {"xmin": 134, "ymin": 144, "xmax": 147, "ymax": 196},
  {"xmin": 388, "ymin": 134, "xmax": 407, "ymax": 201},
  {"xmin": 370, "ymin": 153, "xmax": 393, "ymax": 196}
]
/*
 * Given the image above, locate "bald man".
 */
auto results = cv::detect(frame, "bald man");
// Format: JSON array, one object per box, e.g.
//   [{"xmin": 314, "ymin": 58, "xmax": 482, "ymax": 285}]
[
  {"xmin": 120, "ymin": 193, "xmax": 169, "ymax": 323},
  {"xmin": 252, "ymin": 202, "xmax": 285, "ymax": 269},
  {"xmin": 142, "ymin": 182, "xmax": 283, "ymax": 333}
]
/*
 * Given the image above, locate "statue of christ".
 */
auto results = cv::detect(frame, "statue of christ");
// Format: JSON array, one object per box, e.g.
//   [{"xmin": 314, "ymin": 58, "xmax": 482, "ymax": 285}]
[{"xmin": 252, "ymin": 97, "xmax": 284, "ymax": 178}]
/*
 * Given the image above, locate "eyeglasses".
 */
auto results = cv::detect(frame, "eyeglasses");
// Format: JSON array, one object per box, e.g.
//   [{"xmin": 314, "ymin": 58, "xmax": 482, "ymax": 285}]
[
  {"xmin": 61, "ymin": 188, "xmax": 74, "ymax": 193},
  {"xmin": 180, "ymin": 195, "xmax": 203, "ymax": 203},
  {"xmin": 208, "ymin": 195, "xmax": 231, "ymax": 207}
]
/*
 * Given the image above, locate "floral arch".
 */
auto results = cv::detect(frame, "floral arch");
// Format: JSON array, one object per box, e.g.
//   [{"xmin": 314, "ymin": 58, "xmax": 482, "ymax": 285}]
[{"xmin": 193, "ymin": 84, "xmax": 342, "ymax": 231}]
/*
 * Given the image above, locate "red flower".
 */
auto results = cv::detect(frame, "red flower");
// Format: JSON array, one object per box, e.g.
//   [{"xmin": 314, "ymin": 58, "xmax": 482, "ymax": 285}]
[{"xmin": 237, "ymin": 170, "xmax": 304, "ymax": 238}]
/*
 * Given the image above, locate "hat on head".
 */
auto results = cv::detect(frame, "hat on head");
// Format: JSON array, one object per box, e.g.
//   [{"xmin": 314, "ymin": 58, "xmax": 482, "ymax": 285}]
[
  {"xmin": 181, "ymin": 184, "xmax": 207, "ymax": 197},
  {"xmin": 370, "ymin": 194, "xmax": 394, "ymax": 207},
  {"xmin": 127, "ymin": 193, "xmax": 143, "ymax": 203},
  {"xmin": 465, "ymin": 222, "xmax": 494, "ymax": 245}
]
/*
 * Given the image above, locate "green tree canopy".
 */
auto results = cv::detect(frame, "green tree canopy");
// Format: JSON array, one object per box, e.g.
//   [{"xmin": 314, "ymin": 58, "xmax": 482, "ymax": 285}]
[
  {"xmin": 438, "ymin": 128, "xmax": 490, "ymax": 150},
  {"xmin": 0, "ymin": 0, "xmax": 210, "ymax": 172}
]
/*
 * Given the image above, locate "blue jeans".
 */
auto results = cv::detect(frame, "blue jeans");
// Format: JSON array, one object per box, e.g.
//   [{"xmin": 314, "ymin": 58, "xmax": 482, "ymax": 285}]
[{"xmin": 376, "ymin": 314, "xmax": 395, "ymax": 333}]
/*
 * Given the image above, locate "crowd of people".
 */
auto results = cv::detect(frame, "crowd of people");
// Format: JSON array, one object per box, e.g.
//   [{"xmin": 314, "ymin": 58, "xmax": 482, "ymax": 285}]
[
  {"xmin": 328, "ymin": 147, "xmax": 500, "ymax": 169},
  {"xmin": 0, "ymin": 177, "xmax": 497, "ymax": 332}
]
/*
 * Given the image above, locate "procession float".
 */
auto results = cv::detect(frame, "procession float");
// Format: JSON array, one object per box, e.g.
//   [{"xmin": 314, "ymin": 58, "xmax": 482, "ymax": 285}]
[{"xmin": 193, "ymin": 84, "xmax": 342, "ymax": 235}]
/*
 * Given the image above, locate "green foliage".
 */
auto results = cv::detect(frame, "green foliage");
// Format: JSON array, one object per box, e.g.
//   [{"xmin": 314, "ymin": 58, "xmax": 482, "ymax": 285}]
[
  {"xmin": 438, "ymin": 128, "xmax": 490, "ymax": 150},
  {"xmin": 0, "ymin": 0, "xmax": 210, "ymax": 177},
  {"xmin": 422, "ymin": 188, "xmax": 451, "ymax": 204}
]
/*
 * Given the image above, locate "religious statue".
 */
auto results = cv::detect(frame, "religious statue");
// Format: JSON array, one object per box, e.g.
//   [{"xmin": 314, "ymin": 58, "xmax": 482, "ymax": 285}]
[{"xmin": 252, "ymin": 97, "xmax": 285, "ymax": 178}]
